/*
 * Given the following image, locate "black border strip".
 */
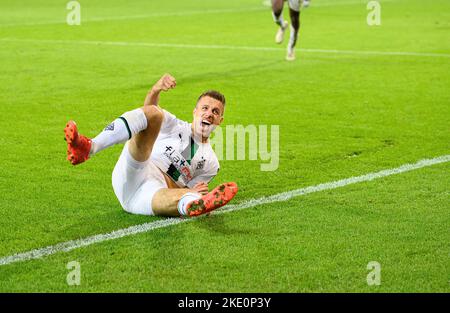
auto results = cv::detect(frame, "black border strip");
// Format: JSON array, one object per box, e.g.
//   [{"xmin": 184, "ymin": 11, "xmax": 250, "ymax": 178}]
[{"xmin": 118, "ymin": 116, "xmax": 132, "ymax": 140}]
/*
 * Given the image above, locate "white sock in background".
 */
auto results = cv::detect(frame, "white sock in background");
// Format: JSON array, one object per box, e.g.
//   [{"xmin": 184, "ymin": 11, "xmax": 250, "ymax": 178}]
[
  {"xmin": 90, "ymin": 108, "xmax": 148, "ymax": 156},
  {"xmin": 288, "ymin": 25, "xmax": 298, "ymax": 52},
  {"xmin": 177, "ymin": 192, "xmax": 202, "ymax": 216}
]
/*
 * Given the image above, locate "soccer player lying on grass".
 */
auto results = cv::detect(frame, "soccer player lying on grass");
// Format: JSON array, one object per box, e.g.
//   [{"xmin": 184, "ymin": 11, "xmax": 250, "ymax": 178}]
[{"xmin": 64, "ymin": 74, "xmax": 238, "ymax": 217}]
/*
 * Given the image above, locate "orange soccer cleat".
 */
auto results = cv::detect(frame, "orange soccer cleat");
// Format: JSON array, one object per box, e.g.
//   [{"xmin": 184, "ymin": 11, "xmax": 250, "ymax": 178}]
[
  {"xmin": 187, "ymin": 182, "xmax": 238, "ymax": 217},
  {"xmin": 64, "ymin": 121, "xmax": 92, "ymax": 165}
]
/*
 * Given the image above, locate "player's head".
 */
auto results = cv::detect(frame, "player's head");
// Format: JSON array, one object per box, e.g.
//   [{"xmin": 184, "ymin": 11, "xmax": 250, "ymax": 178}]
[{"xmin": 192, "ymin": 90, "xmax": 225, "ymax": 140}]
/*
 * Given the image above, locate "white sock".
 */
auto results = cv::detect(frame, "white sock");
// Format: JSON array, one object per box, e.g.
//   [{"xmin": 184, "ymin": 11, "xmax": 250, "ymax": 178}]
[
  {"xmin": 90, "ymin": 108, "xmax": 148, "ymax": 156},
  {"xmin": 177, "ymin": 192, "xmax": 201, "ymax": 216},
  {"xmin": 288, "ymin": 25, "xmax": 298, "ymax": 52},
  {"xmin": 272, "ymin": 12, "xmax": 285, "ymax": 28}
]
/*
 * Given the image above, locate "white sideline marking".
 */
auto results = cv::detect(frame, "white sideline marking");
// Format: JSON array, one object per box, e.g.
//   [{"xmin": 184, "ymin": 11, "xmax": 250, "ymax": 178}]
[
  {"xmin": 0, "ymin": 154, "xmax": 449, "ymax": 267},
  {"xmin": 1, "ymin": 38, "xmax": 449, "ymax": 58}
]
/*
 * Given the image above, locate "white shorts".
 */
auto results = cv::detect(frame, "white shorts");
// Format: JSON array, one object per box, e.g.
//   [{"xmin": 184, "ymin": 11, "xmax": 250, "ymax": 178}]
[
  {"xmin": 287, "ymin": 0, "xmax": 300, "ymax": 11},
  {"xmin": 112, "ymin": 143, "xmax": 168, "ymax": 215}
]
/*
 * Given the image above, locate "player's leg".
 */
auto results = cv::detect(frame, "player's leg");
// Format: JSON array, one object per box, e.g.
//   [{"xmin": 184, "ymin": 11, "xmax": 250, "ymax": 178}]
[
  {"xmin": 111, "ymin": 144, "xmax": 195, "ymax": 217},
  {"xmin": 287, "ymin": 1, "xmax": 301, "ymax": 61},
  {"xmin": 118, "ymin": 175, "xmax": 238, "ymax": 217},
  {"xmin": 152, "ymin": 182, "xmax": 239, "ymax": 217},
  {"xmin": 112, "ymin": 137, "xmax": 238, "ymax": 217},
  {"xmin": 272, "ymin": 0, "xmax": 288, "ymax": 44},
  {"xmin": 64, "ymin": 105, "xmax": 162, "ymax": 165},
  {"xmin": 127, "ymin": 105, "xmax": 163, "ymax": 162},
  {"xmin": 151, "ymin": 188, "xmax": 200, "ymax": 217}
]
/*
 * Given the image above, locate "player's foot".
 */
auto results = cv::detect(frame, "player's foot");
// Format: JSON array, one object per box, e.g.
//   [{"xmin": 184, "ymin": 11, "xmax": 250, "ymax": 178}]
[
  {"xmin": 275, "ymin": 20, "xmax": 289, "ymax": 44},
  {"xmin": 64, "ymin": 121, "xmax": 92, "ymax": 165},
  {"xmin": 186, "ymin": 182, "xmax": 238, "ymax": 217},
  {"xmin": 286, "ymin": 48, "xmax": 296, "ymax": 61}
]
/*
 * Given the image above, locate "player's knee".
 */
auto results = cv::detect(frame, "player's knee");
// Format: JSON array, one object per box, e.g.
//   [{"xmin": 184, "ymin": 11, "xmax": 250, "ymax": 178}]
[
  {"xmin": 273, "ymin": 9, "xmax": 282, "ymax": 18},
  {"xmin": 143, "ymin": 105, "xmax": 164, "ymax": 126}
]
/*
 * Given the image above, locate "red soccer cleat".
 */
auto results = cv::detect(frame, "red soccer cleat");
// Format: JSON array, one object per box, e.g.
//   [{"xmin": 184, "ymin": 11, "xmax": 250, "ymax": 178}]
[
  {"xmin": 186, "ymin": 182, "xmax": 238, "ymax": 217},
  {"xmin": 64, "ymin": 121, "xmax": 92, "ymax": 165}
]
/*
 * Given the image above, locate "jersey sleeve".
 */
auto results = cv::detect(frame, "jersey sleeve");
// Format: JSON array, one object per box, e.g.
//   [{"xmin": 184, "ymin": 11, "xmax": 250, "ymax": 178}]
[{"xmin": 160, "ymin": 109, "xmax": 189, "ymax": 134}]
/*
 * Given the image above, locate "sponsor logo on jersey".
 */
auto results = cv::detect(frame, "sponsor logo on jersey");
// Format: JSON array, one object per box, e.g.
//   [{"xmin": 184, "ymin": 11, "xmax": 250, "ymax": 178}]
[{"xmin": 164, "ymin": 145, "xmax": 193, "ymax": 183}]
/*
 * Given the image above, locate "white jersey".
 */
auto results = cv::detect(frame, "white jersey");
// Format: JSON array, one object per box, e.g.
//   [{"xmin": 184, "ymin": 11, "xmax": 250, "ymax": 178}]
[{"xmin": 150, "ymin": 109, "xmax": 220, "ymax": 188}]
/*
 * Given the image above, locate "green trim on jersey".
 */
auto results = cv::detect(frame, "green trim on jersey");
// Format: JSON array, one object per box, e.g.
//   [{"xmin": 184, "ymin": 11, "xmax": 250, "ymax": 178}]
[
  {"xmin": 167, "ymin": 164, "xmax": 181, "ymax": 181},
  {"xmin": 118, "ymin": 116, "xmax": 132, "ymax": 139},
  {"xmin": 188, "ymin": 137, "xmax": 199, "ymax": 165}
]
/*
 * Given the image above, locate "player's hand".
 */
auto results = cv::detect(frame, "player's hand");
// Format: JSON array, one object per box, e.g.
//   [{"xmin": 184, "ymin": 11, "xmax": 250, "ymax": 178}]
[
  {"xmin": 153, "ymin": 74, "xmax": 176, "ymax": 92},
  {"xmin": 192, "ymin": 182, "xmax": 208, "ymax": 195}
]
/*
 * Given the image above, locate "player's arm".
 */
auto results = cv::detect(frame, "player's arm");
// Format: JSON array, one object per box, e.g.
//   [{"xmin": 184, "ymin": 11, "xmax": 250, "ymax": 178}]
[
  {"xmin": 144, "ymin": 73, "xmax": 176, "ymax": 107},
  {"xmin": 187, "ymin": 164, "xmax": 220, "ymax": 195}
]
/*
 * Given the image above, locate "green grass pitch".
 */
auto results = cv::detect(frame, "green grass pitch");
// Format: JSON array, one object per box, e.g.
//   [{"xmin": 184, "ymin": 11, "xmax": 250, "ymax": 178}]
[{"xmin": 0, "ymin": 0, "xmax": 449, "ymax": 292}]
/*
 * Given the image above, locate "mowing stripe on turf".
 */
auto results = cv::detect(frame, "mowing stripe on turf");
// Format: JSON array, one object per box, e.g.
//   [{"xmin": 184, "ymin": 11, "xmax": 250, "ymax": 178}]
[
  {"xmin": 0, "ymin": 154, "xmax": 448, "ymax": 267},
  {"xmin": 1, "ymin": 38, "xmax": 449, "ymax": 58},
  {"xmin": 0, "ymin": 0, "xmax": 387, "ymax": 27},
  {"xmin": 0, "ymin": 7, "xmax": 267, "ymax": 27}
]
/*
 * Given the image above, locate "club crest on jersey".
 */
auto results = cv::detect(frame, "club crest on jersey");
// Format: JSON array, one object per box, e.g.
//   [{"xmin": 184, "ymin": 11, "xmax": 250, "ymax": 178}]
[
  {"xmin": 104, "ymin": 122, "xmax": 114, "ymax": 131},
  {"xmin": 196, "ymin": 158, "xmax": 206, "ymax": 170}
]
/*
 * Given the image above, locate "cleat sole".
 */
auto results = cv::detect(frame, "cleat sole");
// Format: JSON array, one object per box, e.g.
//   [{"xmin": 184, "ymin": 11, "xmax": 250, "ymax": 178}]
[{"xmin": 187, "ymin": 182, "xmax": 238, "ymax": 217}]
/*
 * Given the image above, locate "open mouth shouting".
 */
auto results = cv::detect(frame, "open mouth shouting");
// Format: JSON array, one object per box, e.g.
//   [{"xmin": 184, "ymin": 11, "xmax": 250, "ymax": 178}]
[
  {"xmin": 201, "ymin": 119, "xmax": 212, "ymax": 127},
  {"xmin": 194, "ymin": 117, "xmax": 216, "ymax": 139}
]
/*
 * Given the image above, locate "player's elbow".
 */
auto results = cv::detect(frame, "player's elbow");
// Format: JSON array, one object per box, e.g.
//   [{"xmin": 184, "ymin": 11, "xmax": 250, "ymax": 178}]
[{"xmin": 142, "ymin": 105, "xmax": 164, "ymax": 126}]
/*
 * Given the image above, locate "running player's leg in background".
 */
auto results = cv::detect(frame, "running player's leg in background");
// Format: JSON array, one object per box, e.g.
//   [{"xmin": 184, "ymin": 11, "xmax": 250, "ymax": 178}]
[
  {"xmin": 272, "ymin": 0, "xmax": 285, "ymax": 27},
  {"xmin": 272, "ymin": 0, "xmax": 288, "ymax": 44},
  {"xmin": 287, "ymin": 6, "xmax": 300, "ymax": 57}
]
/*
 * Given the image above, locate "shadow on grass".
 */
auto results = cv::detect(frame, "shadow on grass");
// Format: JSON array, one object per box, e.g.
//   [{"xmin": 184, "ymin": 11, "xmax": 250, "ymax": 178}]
[
  {"xmin": 135, "ymin": 59, "xmax": 282, "ymax": 90},
  {"xmin": 194, "ymin": 212, "xmax": 259, "ymax": 236}
]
